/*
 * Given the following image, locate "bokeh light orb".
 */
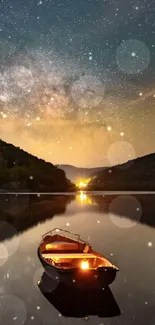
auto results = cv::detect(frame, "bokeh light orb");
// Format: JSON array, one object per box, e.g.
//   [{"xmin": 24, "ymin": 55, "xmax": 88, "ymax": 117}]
[
  {"xmin": 33, "ymin": 267, "xmax": 44, "ymax": 289},
  {"xmin": 116, "ymin": 39, "xmax": 150, "ymax": 74},
  {"xmin": 3, "ymin": 65, "xmax": 34, "ymax": 91},
  {"xmin": 0, "ymin": 243, "xmax": 8, "ymax": 267},
  {"xmin": 37, "ymin": 268, "xmax": 60, "ymax": 294},
  {"xmin": 0, "ymin": 221, "xmax": 20, "ymax": 257},
  {"xmin": 109, "ymin": 195, "xmax": 142, "ymax": 228},
  {"xmin": 107, "ymin": 141, "xmax": 136, "ymax": 167},
  {"xmin": 0, "ymin": 191, "xmax": 29, "ymax": 216},
  {"xmin": 0, "ymin": 295, "xmax": 27, "ymax": 325}
]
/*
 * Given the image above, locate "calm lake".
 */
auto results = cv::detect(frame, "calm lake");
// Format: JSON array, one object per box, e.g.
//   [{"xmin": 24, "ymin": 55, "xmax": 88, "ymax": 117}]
[{"xmin": 0, "ymin": 192, "xmax": 155, "ymax": 325}]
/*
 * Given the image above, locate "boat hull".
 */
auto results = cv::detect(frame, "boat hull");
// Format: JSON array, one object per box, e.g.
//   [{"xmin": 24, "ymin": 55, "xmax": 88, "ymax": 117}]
[{"xmin": 38, "ymin": 248, "xmax": 117, "ymax": 288}]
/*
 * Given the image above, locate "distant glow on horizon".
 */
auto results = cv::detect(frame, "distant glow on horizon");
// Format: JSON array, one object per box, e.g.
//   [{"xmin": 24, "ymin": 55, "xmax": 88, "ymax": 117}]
[
  {"xmin": 78, "ymin": 181, "xmax": 87, "ymax": 188},
  {"xmin": 76, "ymin": 178, "xmax": 91, "ymax": 189}
]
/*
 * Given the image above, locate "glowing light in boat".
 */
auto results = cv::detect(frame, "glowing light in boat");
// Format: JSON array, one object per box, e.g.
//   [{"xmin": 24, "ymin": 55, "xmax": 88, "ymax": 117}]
[{"xmin": 81, "ymin": 260, "xmax": 89, "ymax": 270}]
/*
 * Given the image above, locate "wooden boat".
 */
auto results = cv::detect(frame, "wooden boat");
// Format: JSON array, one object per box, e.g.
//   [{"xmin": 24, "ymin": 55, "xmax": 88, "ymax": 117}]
[{"xmin": 38, "ymin": 228, "xmax": 119, "ymax": 287}]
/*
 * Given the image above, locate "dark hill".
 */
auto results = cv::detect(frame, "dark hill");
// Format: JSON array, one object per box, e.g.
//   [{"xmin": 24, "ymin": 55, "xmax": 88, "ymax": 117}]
[
  {"xmin": 0, "ymin": 139, "xmax": 75, "ymax": 192},
  {"xmin": 87, "ymin": 153, "xmax": 155, "ymax": 191}
]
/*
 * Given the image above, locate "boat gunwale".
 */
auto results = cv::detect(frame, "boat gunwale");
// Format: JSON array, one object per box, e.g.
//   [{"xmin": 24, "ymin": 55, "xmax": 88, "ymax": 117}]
[{"xmin": 42, "ymin": 228, "xmax": 89, "ymax": 245}]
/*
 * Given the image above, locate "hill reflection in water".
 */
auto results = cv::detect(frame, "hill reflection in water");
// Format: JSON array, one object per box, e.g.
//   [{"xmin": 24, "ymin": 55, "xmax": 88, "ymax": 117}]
[
  {"xmin": 77, "ymin": 192, "xmax": 155, "ymax": 228},
  {"xmin": 0, "ymin": 191, "xmax": 155, "ymax": 245},
  {"xmin": 0, "ymin": 194, "xmax": 74, "ymax": 242}
]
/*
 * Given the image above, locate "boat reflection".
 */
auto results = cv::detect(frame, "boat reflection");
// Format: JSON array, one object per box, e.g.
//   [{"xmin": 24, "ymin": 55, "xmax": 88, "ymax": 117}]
[{"xmin": 38, "ymin": 272, "xmax": 121, "ymax": 318}]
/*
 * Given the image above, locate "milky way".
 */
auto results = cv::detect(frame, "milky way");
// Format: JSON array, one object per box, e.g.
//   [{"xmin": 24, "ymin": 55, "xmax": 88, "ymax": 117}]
[{"xmin": 0, "ymin": 0, "xmax": 155, "ymax": 166}]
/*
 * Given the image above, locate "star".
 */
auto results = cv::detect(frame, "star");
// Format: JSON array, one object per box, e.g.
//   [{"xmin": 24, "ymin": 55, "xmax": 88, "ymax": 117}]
[{"xmin": 0, "ymin": 0, "xmax": 154, "ymax": 168}]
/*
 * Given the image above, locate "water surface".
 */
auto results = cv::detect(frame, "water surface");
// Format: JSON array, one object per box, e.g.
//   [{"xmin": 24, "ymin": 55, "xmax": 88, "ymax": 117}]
[{"xmin": 0, "ymin": 192, "xmax": 155, "ymax": 325}]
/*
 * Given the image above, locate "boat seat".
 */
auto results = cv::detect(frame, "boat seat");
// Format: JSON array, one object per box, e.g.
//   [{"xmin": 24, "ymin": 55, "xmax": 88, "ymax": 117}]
[
  {"xmin": 42, "ymin": 253, "xmax": 96, "ymax": 259},
  {"xmin": 44, "ymin": 242, "xmax": 81, "ymax": 251},
  {"xmin": 42, "ymin": 249, "xmax": 83, "ymax": 254}
]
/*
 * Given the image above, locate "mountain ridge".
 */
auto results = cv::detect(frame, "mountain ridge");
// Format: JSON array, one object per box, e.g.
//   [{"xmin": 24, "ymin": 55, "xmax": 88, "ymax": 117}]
[
  {"xmin": 0, "ymin": 139, "xmax": 75, "ymax": 192},
  {"xmin": 56, "ymin": 164, "xmax": 106, "ymax": 181},
  {"xmin": 87, "ymin": 152, "xmax": 155, "ymax": 191}
]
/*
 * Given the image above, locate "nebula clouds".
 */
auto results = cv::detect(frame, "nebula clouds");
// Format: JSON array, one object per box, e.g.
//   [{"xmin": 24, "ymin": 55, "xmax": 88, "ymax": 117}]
[{"xmin": 0, "ymin": 0, "xmax": 155, "ymax": 166}]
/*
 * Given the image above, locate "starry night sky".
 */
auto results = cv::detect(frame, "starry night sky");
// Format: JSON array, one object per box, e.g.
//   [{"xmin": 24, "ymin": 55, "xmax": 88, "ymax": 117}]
[{"xmin": 0, "ymin": 0, "xmax": 155, "ymax": 167}]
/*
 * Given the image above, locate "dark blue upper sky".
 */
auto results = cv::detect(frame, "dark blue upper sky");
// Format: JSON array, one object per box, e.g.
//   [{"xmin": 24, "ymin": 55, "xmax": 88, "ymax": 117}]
[{"xmin": 1, "ymin": 0, "xmax": 155, "ymax": 69}]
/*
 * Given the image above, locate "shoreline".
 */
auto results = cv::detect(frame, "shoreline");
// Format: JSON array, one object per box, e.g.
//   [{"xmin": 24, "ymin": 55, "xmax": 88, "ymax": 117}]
[{"xmin": 1, "ymin": 191, "xmax": 155, "ymax": 195}]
